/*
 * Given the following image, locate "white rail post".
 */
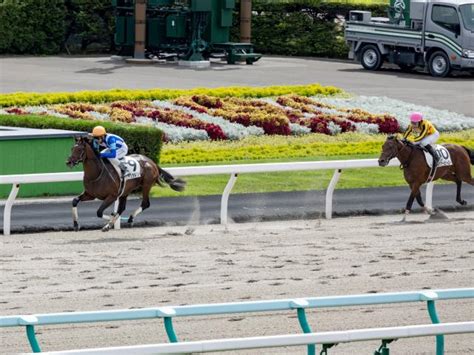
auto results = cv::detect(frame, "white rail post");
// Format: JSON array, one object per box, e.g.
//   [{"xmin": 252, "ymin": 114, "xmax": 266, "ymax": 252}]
[
  {"xmin": 113, "ymin": 200, "xmax": 121, "ymax": 230},
  {"xmin": 4, "ymin": 184, "xmax": 20, "ymax": 236},
  {"xmin": 325, "ymin": 169, "xmax": 342, "ymax": 220},
  {"xmin": 426, "ymin": 181, "xmax": 434, "ymax": 210},
  {"xmin": 221, "ymin": 173, "xmax": 238, "ymax": 225}
]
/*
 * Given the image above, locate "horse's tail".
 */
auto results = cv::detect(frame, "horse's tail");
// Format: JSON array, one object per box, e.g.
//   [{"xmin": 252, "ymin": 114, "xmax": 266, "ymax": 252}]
[
  {"xmin": 462, "ymin": 146, "xmax": 474, "ymax": 165},
  {"xmin": 157, "ymin": 167, "xmax": 186, "ymax": 192}
]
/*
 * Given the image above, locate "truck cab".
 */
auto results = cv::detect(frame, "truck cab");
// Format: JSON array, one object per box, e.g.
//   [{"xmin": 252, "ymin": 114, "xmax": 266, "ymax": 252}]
[{"xmin": 345, "ymin": 0, "xmax": 474, "ymax": 77}]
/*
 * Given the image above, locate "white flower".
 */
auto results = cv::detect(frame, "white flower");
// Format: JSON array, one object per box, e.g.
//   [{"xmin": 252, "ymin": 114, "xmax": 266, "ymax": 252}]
[
  {"xmin": 314, "ymin": 96, "xmax": 474, "ymax": 132},
  {"xmin": 89, "ymin": 111, "xmax": 110, "ymax": 120},
  {"xmin": 327, "ymin": 121, "xmax": 342, "ymax": 135},
  {"xmin": 23, "ymin": 106, "xmax": 49, "ymax": 114},
  {"xmin": 354, "ymin": 122, "xmax": 379, "ymax": 134},
  {"xmin": 152, "ymin": 100, "xmax": 264, "ymax": 139},
  {"xmin": 134, "ymin": 116, "xmax": 209, "ymax": 143},
  {"xmin": 290, "ymin": 123, "xmax": 311, "ymax": 135}
]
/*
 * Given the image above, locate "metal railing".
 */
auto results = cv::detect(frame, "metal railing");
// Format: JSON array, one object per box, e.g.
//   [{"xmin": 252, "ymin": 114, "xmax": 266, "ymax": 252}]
[
  {"xmin": 41, "ymin": 322, "xmax": 474, "ymax": 354},
  {"xmin": 1, "ymin": 288, "xmax": 472, "ymax": 354},
  {"xmin": 1, "ymin": 158, "xmax": 436, "ymax": 235}
]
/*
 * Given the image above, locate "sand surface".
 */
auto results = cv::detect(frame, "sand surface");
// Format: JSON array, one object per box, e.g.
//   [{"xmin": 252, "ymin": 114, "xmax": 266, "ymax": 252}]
[{"xmin": 1, "ymin": 211, "xmax": 473, "ymax": 354}]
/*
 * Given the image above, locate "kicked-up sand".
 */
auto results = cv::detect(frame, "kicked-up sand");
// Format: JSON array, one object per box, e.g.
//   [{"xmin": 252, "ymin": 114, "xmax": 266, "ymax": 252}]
[{"xmin": 1, "ymin": 211, "xmax": 473, "ymax": 354}]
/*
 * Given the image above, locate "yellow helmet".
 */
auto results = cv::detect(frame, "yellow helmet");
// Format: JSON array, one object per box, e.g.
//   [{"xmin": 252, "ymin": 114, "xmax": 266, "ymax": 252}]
[{"xmin": 92, "ymin": 125, "xmax": 106, "ymax": 137}]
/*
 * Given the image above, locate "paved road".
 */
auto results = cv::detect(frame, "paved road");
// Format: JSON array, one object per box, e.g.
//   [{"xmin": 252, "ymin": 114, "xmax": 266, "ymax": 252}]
[
  {"xmin": 0, "ymin": 55, "xmax": 473, "ymax": 115},
  {"xmin": 1, "ymin": 185, "xmax": 472, "ymax": 233}
]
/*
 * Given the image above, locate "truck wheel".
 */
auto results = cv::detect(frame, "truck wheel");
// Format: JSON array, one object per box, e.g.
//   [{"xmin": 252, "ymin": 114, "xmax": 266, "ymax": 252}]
[
  {"xmin": 428, "ymin": 51, "xmax": 451, "ymax": 77},
  {"xmin": 360, "ymin": 45, "xmax": 383, "ymax": 71}
]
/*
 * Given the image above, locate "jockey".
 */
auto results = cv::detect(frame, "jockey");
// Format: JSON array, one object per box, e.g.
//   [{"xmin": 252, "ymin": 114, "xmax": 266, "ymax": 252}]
[
  {"xmin": 91, "ymin": 125, "xmax": 128, "ymax": 177},
  {"xmin": 403, "ymin": 112, "xmax": 440, "ymax": 167}
]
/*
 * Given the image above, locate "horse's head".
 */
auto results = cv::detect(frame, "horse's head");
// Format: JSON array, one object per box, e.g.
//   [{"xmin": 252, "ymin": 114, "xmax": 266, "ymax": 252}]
[
  {"xmin": 378, "ymin": 135, "xmax": 402, "ymax": 167},
  {"xmin": 66, "ymin": 136, "xmax": 94, "ymax": 168}
]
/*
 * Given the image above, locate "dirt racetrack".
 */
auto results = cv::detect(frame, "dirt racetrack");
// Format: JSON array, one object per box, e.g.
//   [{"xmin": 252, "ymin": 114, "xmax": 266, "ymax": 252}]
[{"xmin": 1, "ymin": 211, "xmax": 473, "ymax": 354}]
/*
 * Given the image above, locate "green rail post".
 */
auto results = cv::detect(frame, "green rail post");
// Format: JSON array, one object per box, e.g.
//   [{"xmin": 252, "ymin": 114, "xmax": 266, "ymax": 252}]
[
  {"xmin": 158, "ymin": 307, "xmax": 178, "ymax": 343},
  {"xmin": 18, "ymin": 316, "xmax": 41, "ymax": 353},
  {"xmin": 26, "ymin": 325, "xmax": 41, "ymax": 353},
  {"xmin": 291, "ymin": 299, "xmax": 315, "ymax": 355},
  {"xmin": 164, "ymin": 317, "xmax": 178, "ymax": 342},
  {"xmin": 421, "ymin": 291, "xmax": 443, "ymax": 355}
]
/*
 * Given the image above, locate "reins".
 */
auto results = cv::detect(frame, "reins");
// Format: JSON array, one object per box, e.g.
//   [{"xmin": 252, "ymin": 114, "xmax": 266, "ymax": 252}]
[{"xmin": 397, "ymin": 141, "xmax": 415, "ymax": 169}]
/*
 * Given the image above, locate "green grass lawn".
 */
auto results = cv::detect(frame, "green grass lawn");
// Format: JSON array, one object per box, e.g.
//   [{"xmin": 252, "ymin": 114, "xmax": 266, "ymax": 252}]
[
  {"xmin": 152, "ymin": 129, "xmax": 474, "ymax": 198},
  {"xmin": 151, "ymin": 154, "xmax": 413, "ymax": 197}
]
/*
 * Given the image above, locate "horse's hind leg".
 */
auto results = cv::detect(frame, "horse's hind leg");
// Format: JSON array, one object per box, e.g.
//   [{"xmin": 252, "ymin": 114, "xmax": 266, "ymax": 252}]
[
  {"xmin": 72, "ymin": 192, "xmax": 94, "ymax": 231},
  {"xmin": 455, "ymin": 180, "xmax": 467, "ymax": 205},
  {"xmin": 441, "ymin": 173, "xmax": 467, "ymax": 205},
  {"xmin": 103, "ymin": 196, "xmax": 128, "ymax": 232},
  {"xmin": 128, "ymin": 183, "xmax": 152, "ymax": 224},
  {"xmin": 97, "ymin": 196, "xmax": 119, "ymax": 232}
]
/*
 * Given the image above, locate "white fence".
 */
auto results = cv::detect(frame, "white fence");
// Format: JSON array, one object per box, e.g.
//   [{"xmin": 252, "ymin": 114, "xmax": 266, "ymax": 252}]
[
  {"xmin": 1, "ymin": 158, "xmax": 436, "ymax": 235},
  {"xmin": 43, "ymin": 322, "xmax": 474, "ymax": 354}
]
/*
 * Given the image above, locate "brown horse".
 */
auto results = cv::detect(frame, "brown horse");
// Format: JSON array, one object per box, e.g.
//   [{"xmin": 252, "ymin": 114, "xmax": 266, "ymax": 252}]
[
  {"xmin": 66, "ymin": 136, "xmax": 186, "ymax": 231},
  {"xmin": 378, "ymin": 135, "xmax": 474, "ymax": 220}
]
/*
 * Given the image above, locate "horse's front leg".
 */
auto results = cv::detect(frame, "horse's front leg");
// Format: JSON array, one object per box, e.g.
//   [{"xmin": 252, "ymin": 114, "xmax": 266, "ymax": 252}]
[
  {"xmin": 415, "ymin": 190, "xmax": 433, "ymax": 215},
  {"xmin": 72, "ymin": 192, "xmax": 95, "ymax": 231},
  {"xmin": 402, "ymin": 183, "xmax": 422, "ymax": 222}
]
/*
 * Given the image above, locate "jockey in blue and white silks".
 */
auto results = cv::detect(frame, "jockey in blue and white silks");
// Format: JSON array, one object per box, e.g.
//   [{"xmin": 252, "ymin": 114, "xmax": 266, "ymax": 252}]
[{"xmin": 92, "ymin": 126, "xmax": 128, "ymax": 176}]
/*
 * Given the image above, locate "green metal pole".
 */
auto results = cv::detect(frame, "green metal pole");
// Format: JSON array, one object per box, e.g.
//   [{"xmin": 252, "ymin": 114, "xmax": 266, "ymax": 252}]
[
  {"xmin": 26, "ymin": 325, "xmax": 41, "ymax": 353},
  {"xmin": 164, "ymin": 317, "xmax": 178, "ymax": 343},
  {"xmin": 427, "ymin": 300, "xmax": 444, "ymax": 355},
  {"xmin": 297, "ymin": 308, "xmax": 315, "ymax": 355}
]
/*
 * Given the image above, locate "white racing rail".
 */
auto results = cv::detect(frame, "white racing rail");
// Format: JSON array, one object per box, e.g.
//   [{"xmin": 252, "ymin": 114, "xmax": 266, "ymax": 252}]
[
  {"xmin": 42, "ymin": 322, "xmax": 474, "ymax": 354},
  {"xmin": 1, "ymin": 158, "xmax": 436, "ymax": 235}
]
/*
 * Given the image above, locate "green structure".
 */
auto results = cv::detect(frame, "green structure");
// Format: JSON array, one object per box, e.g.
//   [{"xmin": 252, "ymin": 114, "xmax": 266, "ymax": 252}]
[
  {"xmin": 388, "ymin": 0, "xmax": 411, "ymax": 26},
  {"xmin": 0, "ymin": 127, "xmax": 84, "ymax": 198},
  {"xmin": 113, "ymin": 0, "xmax": 261, "ymax": 64}
]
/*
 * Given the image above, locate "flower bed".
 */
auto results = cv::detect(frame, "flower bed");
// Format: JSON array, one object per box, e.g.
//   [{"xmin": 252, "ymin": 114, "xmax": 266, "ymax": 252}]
[
  {"xmin": 1, "ymin": 95, "xmax": 404, "ymax": 142},
  {"xmin": 2, "ymin": 90, "xmax": 473, "ymax": 143}
]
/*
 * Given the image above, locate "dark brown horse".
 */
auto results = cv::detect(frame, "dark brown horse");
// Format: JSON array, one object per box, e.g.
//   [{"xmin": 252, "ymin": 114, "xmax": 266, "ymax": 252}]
[
  {"xmin": 378, "ymin": 135, "xmax": 474, "ymax": 220},
  {"xmin": 66, "ymin": 136, "xmax": 185, "ymax": 231}
]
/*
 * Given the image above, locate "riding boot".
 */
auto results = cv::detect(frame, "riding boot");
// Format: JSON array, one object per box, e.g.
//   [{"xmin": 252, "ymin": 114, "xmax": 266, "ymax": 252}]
[
  {"xmin": 425, "ymin": 144, "xmax": 439, "ymax": 165},
  {"xmin": 118, "ymin": 161, "xmax": 127, "ymax": 178},
  {"xmin": 425, "ymin": 144, "xmax": 439, "ymax": 178}
]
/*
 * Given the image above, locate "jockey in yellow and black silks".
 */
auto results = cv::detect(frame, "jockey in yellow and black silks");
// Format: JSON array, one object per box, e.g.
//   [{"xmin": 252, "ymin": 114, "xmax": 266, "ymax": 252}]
[{"xmin": 403, "ymin": 112, "xmax": 440, "ymax": 166}]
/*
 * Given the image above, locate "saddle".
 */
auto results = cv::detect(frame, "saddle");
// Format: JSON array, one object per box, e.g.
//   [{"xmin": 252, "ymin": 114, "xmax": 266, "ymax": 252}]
[
  {"xmin": 110, "ymin": 156, "xmax": 141, "ymax": 181},
  {"xmin": 419, "ymin": 145, "xmax": 452, "ymax": 169}
]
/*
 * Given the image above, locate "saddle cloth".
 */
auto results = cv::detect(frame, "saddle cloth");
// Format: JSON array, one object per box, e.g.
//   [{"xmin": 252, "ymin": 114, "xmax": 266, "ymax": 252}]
[
  {"xmin": 113, "ymin": 156, "xmax": 141, "ymax": 181},
  {"xmin": 423, "ymin": 145, "xmax": 452, "ymax": 168}
]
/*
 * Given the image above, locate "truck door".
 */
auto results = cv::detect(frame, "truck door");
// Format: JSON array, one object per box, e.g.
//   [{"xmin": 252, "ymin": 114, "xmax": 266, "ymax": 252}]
[{"xmin": 425, "ymin": 4, "xmax": 463, "ymax": 76}]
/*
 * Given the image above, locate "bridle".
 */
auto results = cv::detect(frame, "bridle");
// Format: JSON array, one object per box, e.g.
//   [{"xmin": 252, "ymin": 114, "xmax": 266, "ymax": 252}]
[{"xmin": 395, "ymin": 139, "xmax": 415, "ymax": 169}]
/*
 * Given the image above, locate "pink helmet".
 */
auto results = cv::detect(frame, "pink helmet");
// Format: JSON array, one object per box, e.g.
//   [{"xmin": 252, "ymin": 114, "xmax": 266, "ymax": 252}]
[{"xmin": 409, "ymin": 112, "xmax": 423, "ymax": 122}]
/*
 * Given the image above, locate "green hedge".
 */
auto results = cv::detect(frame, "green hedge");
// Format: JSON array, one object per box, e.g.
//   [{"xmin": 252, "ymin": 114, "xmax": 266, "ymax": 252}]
[
  {"xmin": 0, "ymin": 0, "xmax": 114, "ymax": 55},
  {"xmin": 0, "ymin": 115, "xmax": 163, "ymax": 163},
  {"xmin": 233, "ymin": 1, "xmax": 387, "ymax": 58},
  {"xmin": 0, "ymin": 0, "xmax": 66, "ymax": 54}
]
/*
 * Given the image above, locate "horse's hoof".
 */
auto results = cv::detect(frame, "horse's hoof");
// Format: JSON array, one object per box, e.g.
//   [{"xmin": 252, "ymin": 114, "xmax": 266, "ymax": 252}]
[
  {"xmin": 460, "ymin": 200, "xmax": 467, "ymax": 206},
  {"xmin": 128, "ymin": 216, "xmax": 134, "ymax": 224},
  {"xmin": 102, "ymin": 225, "xmax": 111, "ymax": 232},
  {"xmin": 73, "ymin": 222, "xmax": 80, "ymax": 232}
]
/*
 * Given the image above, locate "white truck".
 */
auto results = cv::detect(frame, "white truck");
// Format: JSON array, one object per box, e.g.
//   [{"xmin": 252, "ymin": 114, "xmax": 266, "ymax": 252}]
[{"xmin": 344, "ymin": 0, "xmax": 474, "ymax": 77}]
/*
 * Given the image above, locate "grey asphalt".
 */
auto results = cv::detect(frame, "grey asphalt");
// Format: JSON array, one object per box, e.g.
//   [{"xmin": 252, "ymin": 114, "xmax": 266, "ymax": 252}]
[
  {"xmin": 1, "ymin": 185, "xmax": 472, "ymax": 233},
  {"xmin": 0, "ymin": 55, "xmax": 473, "ymax": 115}
]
